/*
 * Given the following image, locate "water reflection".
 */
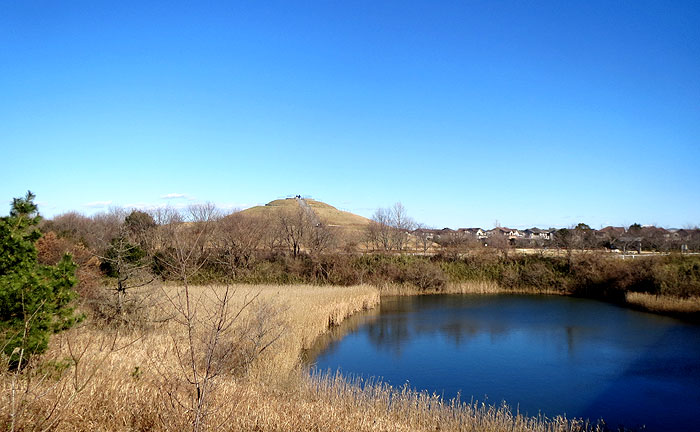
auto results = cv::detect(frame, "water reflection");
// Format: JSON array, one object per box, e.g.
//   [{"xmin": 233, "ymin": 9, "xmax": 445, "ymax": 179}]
[
  {"xmin": 363, "ymin": 295, "xmax": 613, "ymax": 358},
  {"xmin": 309, "ymin": 294, "xmax": 700, "ymax": 431}
]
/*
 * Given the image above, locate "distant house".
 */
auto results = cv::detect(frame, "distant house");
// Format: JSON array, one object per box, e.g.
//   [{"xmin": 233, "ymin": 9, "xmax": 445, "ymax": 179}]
[
  {"xmin": 487, "ymin": 227, "xmax": 522, "ymax": 239},
  {"xmin": 412, "ymin": 228, "xmax": 456, "ymax": 242},
  {"xmin": 487, "ymin": 227, "xmax": 505, "ymax": 237},
  {"xmin": 598, "ymin": 226, "xmax": 626, "ymax": 237},
  {"xmin": 438, "ymin": 228, "xmax": 456, "ymax": 240},
  {"xmin": 668, "ymin": 229, "xmax": 681, "ymax": 239},
  {"xmin": 457, "ymin": 228, "xmax": 487, "ymax": 239},
  {"xmin": 675, "ymin": 229, "xmax": 692, "ymax": 239},
  {"xmin": 640, "ymin": 226, "xmax": 670, "ymax": 238},
  {"xmin": 523, "ymin": 228, "xmax": 553, "ymax": 241},
  {"xmin": 413, "ymin": 228, "xmax": 441, "ymax": 241}
]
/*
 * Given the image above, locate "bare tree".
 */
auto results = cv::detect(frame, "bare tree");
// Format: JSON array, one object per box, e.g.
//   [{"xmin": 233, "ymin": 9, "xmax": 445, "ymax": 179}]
[
  {"xmin": 389, "ymin": 203, "xmax": 415, "ymax": 251},
  {"xmin": 366, "ymin": 203, "xmax": 416, "ymax": 252},
  {"xmin": 87, "ymin": 208, "xmax": 126, "ymax": 252},
  {"xmin": 413, "ymin": 224, "xmax": 433, "ymax": 254},
  {"xmin": 487, "ymin": 229, "xmax": 512, "ymax": 258},
  {"xmin": 151, "ymin": 203, "xmax": 240, "ymax": 431},
  {"xmin": 151, "ymin": 204, "xmax": 289, "ymax": 430},
  {"xmin": 307, "ymin": 224, "xmax": 336, "ymax": 256},
  {"xmin": 438, "ymin": 232, "xmax": 478, "ymax": 256},
  {"xmin": 277, "ymin": 206, "xmax": 310, "ymax": 258},
  {"xmin": 260, "ymin": 213, "xmax": 283, "ymax": 254},
  {"xmin": 155, "ymin": 204, "xmax": 221, "ymax": 284},
  {"xmin": 367, "ymin": 208, "xmax": 393, "ymax": 251},
  {"xmin": 40, "ymin": 211, "xmax": 92, "ymax": 245},
  {"xmin": 572, "ymin": 223, "xmax": 595, "ymax": 251},
  {"xmin": 156, "ymin": 287, "xmax": 286, "ymax": 432},
  {"xmin": 215, "ymin": 212, "xmax": 266, "ymax": 277},
  {"xmin": 688, "ymin": 227, "xmax": 700, "ymax": 252},
  {"xmin": 390, "ymin": 203, "xmax": 415, "ymax": 232},
  {"xmin": 274, "ymin": 203, "xmax": 336, "ymax": 257},
  {"xmin": 554, "ymin": 228, "xmax": 575, "ymax": 266}
]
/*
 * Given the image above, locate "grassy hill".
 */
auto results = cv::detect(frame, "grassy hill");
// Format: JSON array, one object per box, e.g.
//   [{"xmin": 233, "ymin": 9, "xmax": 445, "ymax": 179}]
[
  {"xmin": 239, "ymin": 198, "xmax": 371, "ymax": 248},
  {"xmin": 240, "ymin": 199, "xmax": 369, "ymax": 227}
]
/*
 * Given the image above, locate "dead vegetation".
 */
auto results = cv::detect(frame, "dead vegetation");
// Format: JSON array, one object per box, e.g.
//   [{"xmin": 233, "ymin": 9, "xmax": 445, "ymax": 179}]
[
  {"xmin": 1, "ymin": 284, "xmax": 380, "ymax": 431},
  {"xmin": 625, "ymin": 292, "xmax": 700, "ymax": 315}
]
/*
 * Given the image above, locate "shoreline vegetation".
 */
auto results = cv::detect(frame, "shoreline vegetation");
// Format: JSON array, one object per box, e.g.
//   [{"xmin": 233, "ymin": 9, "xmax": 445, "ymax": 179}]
[
  {"xmin": 204, "ymin": 251, "xmax": 700, "ymax": 319},
  {"xmin": 382, "ymin": 280, "xmax": 700, "ymax": 320},
  {"xmin": 3, "ymin": 284, "xmax": 607, "ymax": 432},
  {"xmin": 5, "ymin": 263, "xmax": 697, "ymax": 432},
  {"xmin": 624, "ymin": 291, "xmax": 700, "ymax": 317},
  {"xmin": 6, "ymin": 259, "xmax": 699, "ymax": 431}
]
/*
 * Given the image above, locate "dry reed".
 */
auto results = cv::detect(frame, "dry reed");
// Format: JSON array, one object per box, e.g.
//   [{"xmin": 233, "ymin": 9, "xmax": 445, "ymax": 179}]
[
  {"xmin": 380, "ymin": 281, "xmax": 563, "ymax": 296},
  {"xmin": 625, "ymin": 292, "xmax": 700, "ymax": 314}
]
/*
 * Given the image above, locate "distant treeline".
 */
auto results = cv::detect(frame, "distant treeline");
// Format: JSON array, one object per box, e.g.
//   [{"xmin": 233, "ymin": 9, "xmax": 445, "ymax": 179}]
[
  {"xmin": 37, "ymin": 208, "xmax": 700, "ymax": 312},
  {"xmin": 192, "ymin": 251, "xmax": 700, "ymax": 300}
]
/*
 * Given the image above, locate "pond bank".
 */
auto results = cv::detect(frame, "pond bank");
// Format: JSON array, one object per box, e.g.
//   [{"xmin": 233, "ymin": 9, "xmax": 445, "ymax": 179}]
[{"xmin": 374, "ymin": 281, "xmax": 700, "ymax": 323}]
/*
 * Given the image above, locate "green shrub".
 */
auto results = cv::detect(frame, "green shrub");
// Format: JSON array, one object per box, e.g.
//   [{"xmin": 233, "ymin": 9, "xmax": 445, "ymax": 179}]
[
  {"xmin": 0, "ymin": 192, "xmax": 82, "ymax": 367},
  {"xmin": 652, "ymin": 255, "xmax": 700, "ymax": 298},
  {"xmin": 401, "ymin": 259, "xmax": 446, "ymax": 291}
]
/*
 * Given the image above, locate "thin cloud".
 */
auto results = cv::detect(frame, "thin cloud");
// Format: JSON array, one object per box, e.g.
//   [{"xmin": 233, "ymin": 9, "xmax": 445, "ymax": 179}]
[
  {"xmin": 125, "ymin": 202, "xmax": 192, "ymax": 211},
  {"xmin": 161, "ymin": 193, "xmax": 194, "ymax": 200},
  {"xmin": 120, "ymin": 201, "xmax": 253, "ymax": 213},
  {"xmin": 83, "ymin": 200, "xmax": 113, "ymax": 208},
  {"xmin": 125, "ymin": 202, "xmax": 170, "ymax": 211}
]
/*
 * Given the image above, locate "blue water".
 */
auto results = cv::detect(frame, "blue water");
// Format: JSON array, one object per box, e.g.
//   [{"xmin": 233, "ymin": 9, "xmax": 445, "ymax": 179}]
[{"xmin": 309, "ymin": 295, "xmax": 700, "ymax": 431}]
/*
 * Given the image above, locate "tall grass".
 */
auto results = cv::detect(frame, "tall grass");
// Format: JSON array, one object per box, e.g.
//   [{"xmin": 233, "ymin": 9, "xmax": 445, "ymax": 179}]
[
  {"xmin": 625, "ymin": 292, "xmax": 700, "ymax": 315},
  {"xmin": 299, "ymin": 371, "xmax": 599, "ymax": 432}
]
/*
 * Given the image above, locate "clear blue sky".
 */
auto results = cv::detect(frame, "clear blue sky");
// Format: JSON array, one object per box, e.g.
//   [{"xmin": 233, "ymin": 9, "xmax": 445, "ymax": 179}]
[{"xmin": 2, "ymin": 1, "xmax": 699, "ymax": 229}]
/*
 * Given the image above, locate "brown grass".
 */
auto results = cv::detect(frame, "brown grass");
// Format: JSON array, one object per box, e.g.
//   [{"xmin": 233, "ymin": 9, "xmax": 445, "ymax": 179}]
[
  {"xmin": 306, "ymin": 200, "xmax": 370, "ymax": 228},
  {"xmin": 625, "ymin": 292, "xmax": 700, "ymax": 314},
  {"xmin": 379, "ymin": 281, "xmax": 563, "ymax": 296},
  {"xmin": 239, "ymin": 199, "xmax": 370, "ymax": 231},
  {"xmin": 2, "ymin": 284, "xmax": 595, "ymax": 431}
]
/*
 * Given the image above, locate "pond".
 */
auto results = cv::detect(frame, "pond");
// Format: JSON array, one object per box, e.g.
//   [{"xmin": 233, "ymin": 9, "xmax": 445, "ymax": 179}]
[{"xmin": 307, "ymin": 295, "xmax": 700, "ymax": 431}]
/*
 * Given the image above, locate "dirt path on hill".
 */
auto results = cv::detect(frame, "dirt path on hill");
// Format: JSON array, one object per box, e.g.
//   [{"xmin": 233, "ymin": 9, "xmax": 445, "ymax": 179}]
[{"xmin": 297, "ymin": 197, "xmax": 321, "ymax": 226}]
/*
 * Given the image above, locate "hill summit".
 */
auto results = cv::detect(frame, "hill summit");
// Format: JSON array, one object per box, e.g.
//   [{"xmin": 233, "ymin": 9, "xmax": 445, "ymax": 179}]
[{"xmin": 239, "ymin": 197, "xmax": 371, "ymax": 241}]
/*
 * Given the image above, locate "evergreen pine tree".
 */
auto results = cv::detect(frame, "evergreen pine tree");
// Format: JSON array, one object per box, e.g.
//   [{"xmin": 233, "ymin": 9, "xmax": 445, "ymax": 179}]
[{"xmin": 0, "ymin": 191, "xmax": 82, "ymax": 367}]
